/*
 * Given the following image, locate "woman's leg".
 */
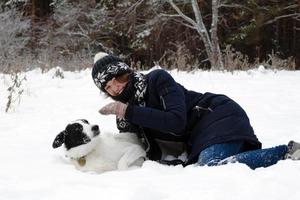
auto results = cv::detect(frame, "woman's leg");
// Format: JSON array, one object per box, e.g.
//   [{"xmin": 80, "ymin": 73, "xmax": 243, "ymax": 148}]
[
  {"xmin": 197, "ymin": 141, "xmax": 244, "ymax": 166},
  {"xmin": 220, "ymin": 145, "xmax": 288, "ymax": 169},
  {"xmin": 198, "ymin": 141, "xmax": 288, "ymax": 169}
]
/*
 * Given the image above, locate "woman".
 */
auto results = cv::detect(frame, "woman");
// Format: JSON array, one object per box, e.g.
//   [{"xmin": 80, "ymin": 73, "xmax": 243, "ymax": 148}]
[{"xmin": 92, "ymin": 52, "xmax": 300, "ymax": 169}]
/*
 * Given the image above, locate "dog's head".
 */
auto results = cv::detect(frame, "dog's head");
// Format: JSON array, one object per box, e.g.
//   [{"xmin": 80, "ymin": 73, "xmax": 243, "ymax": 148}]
[{"xmin": 52, "ymin": 119, "xmax": 100, "ymax": 158}]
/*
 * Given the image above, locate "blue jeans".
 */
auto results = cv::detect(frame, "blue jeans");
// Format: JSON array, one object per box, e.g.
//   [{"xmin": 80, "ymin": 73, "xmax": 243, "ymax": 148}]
[{"xmin": 197, "ymin": 141, "xmax": 288, "ymax": 169}]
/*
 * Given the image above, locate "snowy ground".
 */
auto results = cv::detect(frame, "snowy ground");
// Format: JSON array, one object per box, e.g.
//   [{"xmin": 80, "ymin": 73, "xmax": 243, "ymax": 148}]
[{"xmin": 1, "ymin": 67, "xmax": 300, "ymax": 200}]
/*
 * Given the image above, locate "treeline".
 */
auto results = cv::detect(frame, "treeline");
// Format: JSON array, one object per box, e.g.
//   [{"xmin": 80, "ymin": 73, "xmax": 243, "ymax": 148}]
[{"xmin": 0, "ymin": 0, "xmax": 299, "ymax": 72}]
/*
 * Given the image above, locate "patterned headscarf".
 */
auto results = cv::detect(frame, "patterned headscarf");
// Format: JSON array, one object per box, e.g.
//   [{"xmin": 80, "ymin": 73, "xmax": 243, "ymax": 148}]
[{"xmin": 92, "ymin": 52, "xmax": 132, "ymax": 92}]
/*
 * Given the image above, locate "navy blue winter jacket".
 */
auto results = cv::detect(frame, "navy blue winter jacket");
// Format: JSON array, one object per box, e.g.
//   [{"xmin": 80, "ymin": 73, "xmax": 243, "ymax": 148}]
[{"xmin": 124, "ymin": 69, "xmax": 261, "ymax": 164}]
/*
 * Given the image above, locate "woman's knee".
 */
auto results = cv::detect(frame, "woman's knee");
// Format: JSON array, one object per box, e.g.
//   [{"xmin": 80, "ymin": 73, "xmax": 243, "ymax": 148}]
[
  {"xmin": 197, "ymin": 145, "xmax": 222, "ymax": 166},
  {"xmin": 197, "ymin": 141, "xmax": 244, "ymax": 166}
]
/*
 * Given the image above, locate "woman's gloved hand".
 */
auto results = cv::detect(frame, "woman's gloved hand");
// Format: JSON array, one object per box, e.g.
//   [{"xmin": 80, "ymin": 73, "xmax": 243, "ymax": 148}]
[{"xmin": 99, "ymin": 102, "xmax": 128, "ymax": 118}]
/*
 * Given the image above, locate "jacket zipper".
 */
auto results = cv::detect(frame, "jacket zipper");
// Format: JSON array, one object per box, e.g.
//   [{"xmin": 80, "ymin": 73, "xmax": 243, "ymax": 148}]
[
  {"xmin": 140, "ymin": 129, "xmax": 150, "ymax": 153},
  {"xmin": 160, "ymin": 95, "xmax": 166, "ymax": 110},
  {"xmin": 193, "ymin": 105, "xmax": 213, "ymax": 117},
  {"xmin": 160, "ymin": 95, "xmax": 182, "ymax": 137}
]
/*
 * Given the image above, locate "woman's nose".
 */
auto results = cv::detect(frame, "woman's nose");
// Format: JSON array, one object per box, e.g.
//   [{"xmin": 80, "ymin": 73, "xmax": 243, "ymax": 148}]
[
  {"xmin": 109, "ymin": 85, "xmax": 120, "ymax": 96},
  {"xmin": 112, "ymin": 85, "xmax": 119, "ymax": 93}
]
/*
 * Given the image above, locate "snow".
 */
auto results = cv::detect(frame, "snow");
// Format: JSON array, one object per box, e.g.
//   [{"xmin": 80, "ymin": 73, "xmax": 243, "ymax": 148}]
[{"xmin": 1, "ymin": 67, "xmax": 300, "ymax": 200}]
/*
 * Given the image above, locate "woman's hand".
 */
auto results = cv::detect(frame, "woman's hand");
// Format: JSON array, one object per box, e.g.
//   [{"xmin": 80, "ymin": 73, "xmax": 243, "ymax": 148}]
[{"xmin": 99, "ymin": 102, "xmax": 128, "ymax": 118}]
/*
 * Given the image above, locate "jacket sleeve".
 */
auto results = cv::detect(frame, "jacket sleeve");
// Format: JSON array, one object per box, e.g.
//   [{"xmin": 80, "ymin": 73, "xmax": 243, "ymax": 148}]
[{"xmin": 124, "ymin": 70, "xmax": 187, "ymax": 135}]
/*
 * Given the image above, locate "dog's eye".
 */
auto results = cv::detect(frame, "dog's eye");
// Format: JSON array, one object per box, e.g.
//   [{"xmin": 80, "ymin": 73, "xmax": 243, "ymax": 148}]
[{"xmin": 81, "ymin": 119, "xmax": 89, "ymax": 124}]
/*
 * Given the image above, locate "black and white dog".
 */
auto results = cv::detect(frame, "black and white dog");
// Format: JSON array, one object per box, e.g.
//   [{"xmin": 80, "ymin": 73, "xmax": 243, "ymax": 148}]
[{"xmin": 52, "ymin": 119, "xmax": 146, "ymax": 173}]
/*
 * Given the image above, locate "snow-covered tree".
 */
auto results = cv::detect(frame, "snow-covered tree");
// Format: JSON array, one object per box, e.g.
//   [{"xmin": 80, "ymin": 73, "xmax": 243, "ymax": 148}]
[
  {"xmin": 167, "ymin": 0, "xmax": 224, "ymax": 70},
  {"xmin": 0, "ymin": 5, "xmax": 30, "ymax": 72}
]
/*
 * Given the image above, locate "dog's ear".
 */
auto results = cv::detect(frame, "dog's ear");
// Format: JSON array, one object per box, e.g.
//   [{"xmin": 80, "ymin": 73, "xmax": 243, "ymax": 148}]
[{"xmin": 52, "ymin": 131, "xmax": 66, "ymax": 148}]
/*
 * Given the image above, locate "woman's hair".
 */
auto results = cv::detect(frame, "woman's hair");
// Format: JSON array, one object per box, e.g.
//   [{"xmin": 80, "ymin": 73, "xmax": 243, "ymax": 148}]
[{"xmin": 115, "ymin": 73, "xmax": 130, "ymax": 84}]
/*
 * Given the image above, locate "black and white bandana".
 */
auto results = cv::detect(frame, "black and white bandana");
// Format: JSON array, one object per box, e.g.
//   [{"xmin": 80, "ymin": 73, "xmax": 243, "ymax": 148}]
[{"xmin": 117, "ymin": 72, "xmax": 147, "ymax": 132}]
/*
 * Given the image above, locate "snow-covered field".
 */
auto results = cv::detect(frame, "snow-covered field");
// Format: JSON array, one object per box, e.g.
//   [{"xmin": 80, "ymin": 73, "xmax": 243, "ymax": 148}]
[{"xmin": 1, "ymin": 67, "xmax": 300, "ymax": 200}]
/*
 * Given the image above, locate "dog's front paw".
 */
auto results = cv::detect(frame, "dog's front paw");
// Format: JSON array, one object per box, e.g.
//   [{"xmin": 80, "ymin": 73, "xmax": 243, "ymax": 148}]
[
  {"xmin": 117, "ymin": 146, "xmax": 146, "ymax": 170},
  {"xmin": 117, "ymin": 159, "xmax": 130, "ymax": 170}
]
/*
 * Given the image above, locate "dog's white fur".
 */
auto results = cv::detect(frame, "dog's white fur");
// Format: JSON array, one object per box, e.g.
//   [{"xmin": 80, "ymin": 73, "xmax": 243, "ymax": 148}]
[
  {"xmin": 71, "ymin": 132, "xmax": 146, "ymax": 173},
  {"xmin": 59, "ymin": 120, "xmax": 146, "ymax": 173}
]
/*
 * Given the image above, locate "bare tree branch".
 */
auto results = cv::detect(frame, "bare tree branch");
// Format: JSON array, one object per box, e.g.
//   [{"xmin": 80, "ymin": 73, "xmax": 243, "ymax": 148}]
[
  {"xmin": 219, "ymin": 3, "xmax": 253, "ymax": 12},
  {"xmin": 191, "ymin": 0, "xmax": 202, "ymax": 25},
  {"xmin": 123, "ymin": 0, "xmax": 145, "ymax": 15},
  {"xmin": 283, "ymin": 4, "xmax": 300, "ymax": 10},
  {"xmin": 160, "ymin": 13, "xmax": 197, "ymax": 29},
  {"xmin": 264, "ymin": 13, "xmax": 300, "ymax": 25},
  {"xmin": 168, "ymin": 0, "xmax": 196, "ymax": 27}
]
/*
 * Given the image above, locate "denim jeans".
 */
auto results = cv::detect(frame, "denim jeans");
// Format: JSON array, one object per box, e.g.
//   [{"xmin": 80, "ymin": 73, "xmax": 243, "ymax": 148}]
[{"xmin": 197, "ymin": 141, "xmax": 288, "ymax": 169}]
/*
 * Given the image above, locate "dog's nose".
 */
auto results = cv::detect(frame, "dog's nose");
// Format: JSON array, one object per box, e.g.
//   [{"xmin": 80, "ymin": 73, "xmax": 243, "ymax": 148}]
[{"xmin": 91, "ymin": 125, "xmax": 99, "ymax": 132}]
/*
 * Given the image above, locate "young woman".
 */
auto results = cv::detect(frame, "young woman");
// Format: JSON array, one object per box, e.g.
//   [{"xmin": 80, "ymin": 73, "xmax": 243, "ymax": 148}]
[{"xmin": 92, "ymin": 52, "xmax": 300, "ymax": 169}]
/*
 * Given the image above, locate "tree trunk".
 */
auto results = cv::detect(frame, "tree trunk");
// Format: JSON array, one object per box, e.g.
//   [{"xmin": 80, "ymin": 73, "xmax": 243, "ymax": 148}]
[
  {"xmin": 211, "ymin": 0, "xmax": 223, "ymax": 69},
  {"xmin": 296, "ymin": 0, "xmax": 300, "ymax": 69},
  {"xmin": 190, "ymin": 0, "xmax": 213, "ymax": 65},
  {"xmin": 191, "ymin": 0, "xmax": 224, "ymax": 69},
  {"xmin": 29, "ymin": 0, "xmax": 53, "ymax": 52}
]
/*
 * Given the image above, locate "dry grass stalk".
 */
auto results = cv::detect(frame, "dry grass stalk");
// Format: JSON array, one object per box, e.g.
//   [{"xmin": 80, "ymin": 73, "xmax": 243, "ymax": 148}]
[
  {"xmin": 5, "ymin": 72, "xmax": 26, "ymax": 112},
  {"xmin": 223, "ymin": 45, "xmax": 251, "ymax": 71}
]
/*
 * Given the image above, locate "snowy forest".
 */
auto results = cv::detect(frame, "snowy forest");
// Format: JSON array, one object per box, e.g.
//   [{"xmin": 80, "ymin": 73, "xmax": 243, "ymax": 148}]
[
  {"xmin": 2, "ymin": 1, "xmax": 300, "ymax": 199},
  {"xmin": 0, "ymin": 0, "xmax": 300, "ymax": 73}
]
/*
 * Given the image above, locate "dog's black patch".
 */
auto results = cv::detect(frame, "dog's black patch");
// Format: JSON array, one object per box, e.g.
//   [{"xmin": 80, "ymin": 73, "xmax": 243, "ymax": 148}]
[
  {"xmin": 52, "ymin": 120, "xmax": 99, "ymax": 150},
  {"xmin": 63, "ymin": 123, "xmax": 91, "ymax": 150},
  {"xmin": 52, "ymin": 131, "xmax": 66, "ymax": 148}
]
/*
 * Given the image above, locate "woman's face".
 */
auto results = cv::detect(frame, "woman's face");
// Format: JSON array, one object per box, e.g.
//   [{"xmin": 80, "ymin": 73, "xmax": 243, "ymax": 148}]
[{"xmin": 104, "ymin": 74, "xmax": 129, "ymax": 96}]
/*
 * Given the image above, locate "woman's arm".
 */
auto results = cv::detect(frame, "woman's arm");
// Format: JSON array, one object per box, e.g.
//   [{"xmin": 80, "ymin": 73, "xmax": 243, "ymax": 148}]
[{"xmin": 125, "ymin": 70, "xmax": 187, "ymax": 135}]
